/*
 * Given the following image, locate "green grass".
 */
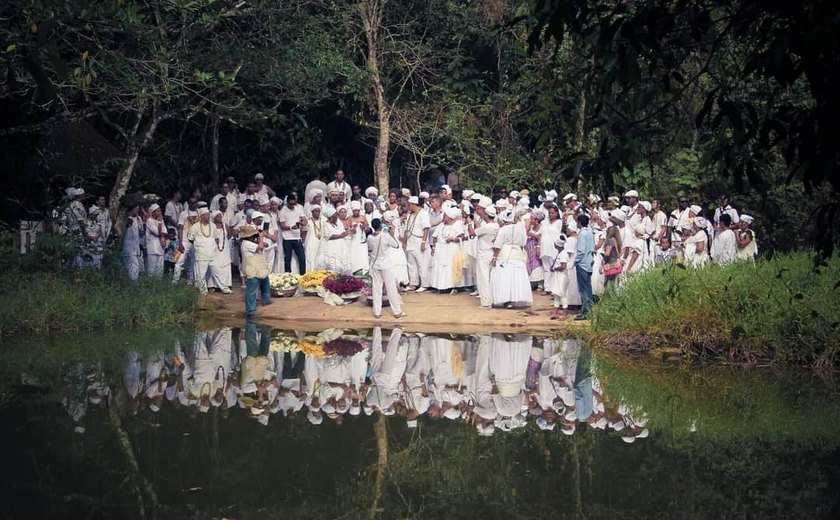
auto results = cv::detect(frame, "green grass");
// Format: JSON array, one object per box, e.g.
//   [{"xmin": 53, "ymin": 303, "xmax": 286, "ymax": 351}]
[{"xmin": 591, "ymin": 252, "xmax": 840, "ymax": 366}]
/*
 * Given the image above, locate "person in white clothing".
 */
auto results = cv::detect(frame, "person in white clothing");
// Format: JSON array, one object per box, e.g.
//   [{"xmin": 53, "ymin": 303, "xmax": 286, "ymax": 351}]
[
  {"xmin": 144, "ymin": 204, "xmax": 167, "ymax": 275},
  {"xmin": 539, "ymin": 204, "xmax": 563, "ymax": 294},
  {"xmin": 326, "ymin": 169, "xmax": 353, "ymax": 201},
  {"xmin": 172, "ymin": 197, "xmax": 199, "ymax": 283},
  {"xmin": 683, "ymin": 218, "xmax": 710, "ymax": 268},
  {"xmin": 367, "ymin": 218, "xmax": 405, "ymax": 318},
  {"xmin": 304, "ymin": 205, "xmax": 325, "ymax": 272},
  {"xmin": 472, "ymin": 203, "xmax": 499, "ymax": 308},
  {"xmin": 121, "ymin": 204, "xmax": 144, "ymax": 280},
  {"xmin": 490, "ymin": 210, "xmax": 532, "ymax": 308},
  {"xmin": 711, "ymin": 214, "xmax": 737, "ymax": 266},
  {"xmin": 713, "ymin": 194, "xmax": 740, "ymax": 226},
  {"xmin": 164, "ymin": 190, "xmax": 182, "ymax": 227},
  {"xmin": 188, "ymin": 208, "xmax": 228, "ymax": 294},
  {"xmin": 429, "ymin": 207, "xmax": 466, "ymax": 293},
  {"xmin": 209, "ymin": 210, "xmax": 233, "ymax": 290},
  {"xmin": 317, "ymin": 206, "xmax": 351, "ymax": 273},
  {"xmin": 736, "ymin": 214, "xmax": 758, "ymax": 261},
  {"xmin": 402, "ymin": 196, "xmax": 431, "ymax": 291},
  {"xmin": 278, "ymin": 193, "xmax": 307, "ymax": 274}
]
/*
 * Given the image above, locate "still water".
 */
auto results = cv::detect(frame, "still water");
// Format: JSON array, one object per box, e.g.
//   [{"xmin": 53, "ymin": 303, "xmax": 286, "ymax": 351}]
[{"xmin": 1, "ymin": 323, "xmax": 839, "ymax": 519}]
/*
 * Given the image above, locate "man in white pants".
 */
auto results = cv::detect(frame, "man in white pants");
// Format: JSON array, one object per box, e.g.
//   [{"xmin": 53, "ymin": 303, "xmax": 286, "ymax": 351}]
[
  {"xmin": 188, "ymin": 208, "xmax": 229, "ymax": 294},
  {"xmin": 172, "ymin": 197, "xmax": 199, "ymax": 283},
  {"xmin": 402, "ymin": 196, "xmax": 430, "ymax": 292},
  {"xmin": 473, "ymin": 204, "xmax": 499, "ymax": 308},
  {"xmin": 367, "ymin": 218, "xmax": 405, "ymax": 318},
  {"xmin": 121, "ymin": 204, "xmax": 144, "ymax": 280}
]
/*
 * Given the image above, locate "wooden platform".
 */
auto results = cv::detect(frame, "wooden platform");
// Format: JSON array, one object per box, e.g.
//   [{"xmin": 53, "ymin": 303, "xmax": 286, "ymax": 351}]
[{"xmin": 201, "ymin": 286, "xmax": 589, "ymax": 335}]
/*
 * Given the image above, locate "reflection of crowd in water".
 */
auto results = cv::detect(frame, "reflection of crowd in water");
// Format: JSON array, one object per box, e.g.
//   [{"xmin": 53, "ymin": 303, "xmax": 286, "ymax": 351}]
[{"xmin": 61, "ymin": 325, "xmax": 649, "ymax": 442}]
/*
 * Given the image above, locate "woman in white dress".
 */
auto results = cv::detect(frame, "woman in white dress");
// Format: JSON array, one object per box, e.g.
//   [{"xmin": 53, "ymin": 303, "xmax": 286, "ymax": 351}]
[
  {"xmin": 209, "ymin": 210, "xmax": 232, "ymax": 290},
  {"xmin": 316, "ymin": 206, "xmax": 351, "ymax": 273},
  {"xmin": 429, "ymin": 207, "xmax": 466, "ymax": 293},
  {"xmin": 539, "ymin": 204, "xmax": 563, "ymax": 295},
  {"xmin": 304, "ymin": 205, "xmax": 325, "ymax": 273},
  {"xmin": 683, "ymin": 217, "xmax": 710, "ymax": 268},
  {"xmin": 490, "ymin": 209, "xmax": 533, "ymax": 308},
  {"xmin": 461, "ymin": 203, "xmax": 477, "ymax": 289}
]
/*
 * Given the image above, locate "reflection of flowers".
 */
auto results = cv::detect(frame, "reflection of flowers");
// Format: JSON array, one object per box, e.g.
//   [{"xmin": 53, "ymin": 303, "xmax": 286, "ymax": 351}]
[
  {"xmin": 269, "ymin": 335, "xmax": 299, "ymax": 352},
  {"xmin": 324, "ymin": 338, "xmax": 366, "ymax": 356},
  {"xmin": 269, "ymin": 273, "xmax": 299, "ymax": 291},
  {"xmin": 299, "ymin": 341, "xmax": 326, "ymax": 358},
  {"xmin": 323, "ymin": 274, "xmax": 365, "ymax": 295},
  {"xmin": 299, "ymin": 270, "xmax": 333, "ymax": 288}
]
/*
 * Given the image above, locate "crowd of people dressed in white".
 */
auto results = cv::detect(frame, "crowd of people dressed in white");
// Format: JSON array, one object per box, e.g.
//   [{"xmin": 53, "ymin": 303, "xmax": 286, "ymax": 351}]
[{"xmin": 58, "ymin": 170, "xmax": 759, "ymax": 319}]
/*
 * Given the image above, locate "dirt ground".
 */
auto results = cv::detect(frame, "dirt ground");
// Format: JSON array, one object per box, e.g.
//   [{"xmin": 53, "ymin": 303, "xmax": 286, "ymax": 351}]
[{"xmin": 201, "ymin": 286, "xmax": 589, "ymax": 335}]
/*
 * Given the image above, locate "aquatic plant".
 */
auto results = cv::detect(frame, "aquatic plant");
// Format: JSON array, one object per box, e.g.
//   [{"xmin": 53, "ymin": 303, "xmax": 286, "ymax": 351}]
[{"xmin": 591, "ymin": 252, "xmax": 840, "ymax": 367}]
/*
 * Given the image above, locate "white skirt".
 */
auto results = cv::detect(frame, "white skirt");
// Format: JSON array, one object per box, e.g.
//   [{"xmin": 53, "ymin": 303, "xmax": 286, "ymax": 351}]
[
  {"xmin": 429, "ymin": 240, "xmax": 463, "ymax": 290},
  {"xmin": 490, "ymin": 260, "xmax": 533, "ymax": 306}
]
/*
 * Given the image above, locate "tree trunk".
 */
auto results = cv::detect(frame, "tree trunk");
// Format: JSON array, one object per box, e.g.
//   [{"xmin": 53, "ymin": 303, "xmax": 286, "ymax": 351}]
[
  {"xmin": 369, "ymin": 414, "xmax": 389, "ymax": 519},
  {"xmin": 359, "ymin": 0, "xmax": 390, "ymax": 195},
  {"xmin": 574, "ymin": 90, "xmax": 586, "ymax": 194},
  {"xmin": 107, "ymin": 107, "xmax": 166, "ymax": 236},
  {"xmin": 211, "ymin": 116, "xmax": 220, "ymax": 187}
]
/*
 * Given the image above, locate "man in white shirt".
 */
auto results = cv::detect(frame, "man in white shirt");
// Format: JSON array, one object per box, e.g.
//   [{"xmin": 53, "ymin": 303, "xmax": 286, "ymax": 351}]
[
  {"xmin": 188, "ymin": 207, "xmax": 229, "ymax": 294},
  {"xmin": 121, "ymin": 204, "xmax": 144, "ymax": 280},
  {"xmin": 668, "ymin": 196, "xmax": 691, "ymax": 244},
  {"xmin": 367, "ymin": 218, "xmax": 405, "ymax": 318},
  {"xmin": 473, "ymin": 204, "xmax": 499, "ymax": 308},
  {"xmin": 713, "ymin": 194, "xmax": 740, "ymax": 226},
  {"xmin": 278, "ymin": 193, "xmax": 308, "ymax": 273},
  {"xmin": 403, "ymin": 196, "xmax": 431, "ymax": 292},
  {"xmin": 711, "ymin": 214, "xmax": 737, "ymax": 266},
  {"xmin": 326, "ymin": 169, "xmax": 353, "ymax": 201},
  {"xmin": 173, "ymin": 197, "xmax": 199, "ymax": 283},
  {"xmin": 145, "ymin": 204, "xmax": 167, "ymax": 275},
  {"xmin": 210, "ymin": 182, "xmax": 236, "ymax": 212},
  {"xmin": 164, "ymin": 190, "xmax": 182, "ymax": 227},
  {"xmin": 254, "ymin": 173, "xmax": 276, "ymax": 198}
]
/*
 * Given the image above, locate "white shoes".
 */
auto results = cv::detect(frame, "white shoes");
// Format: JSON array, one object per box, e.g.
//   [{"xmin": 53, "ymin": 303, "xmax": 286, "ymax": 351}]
[
  {"xmin": 469, "ymin": 290, "xmax": 479, "ymax": 296},
  {"xmin": 221, "ymin": 287, "xmax": 232, "ymax": 294},
  {"xmin": 415, "ymin": 287, "xmax": 427, "ymax": 293}
]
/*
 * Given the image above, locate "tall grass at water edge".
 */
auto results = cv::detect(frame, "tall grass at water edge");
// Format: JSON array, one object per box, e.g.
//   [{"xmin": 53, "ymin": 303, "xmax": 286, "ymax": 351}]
[
  {"xmin": 0, "ymin": 269, "xmax": 198, "ymax": 335},
  {"xmin": 591, "ymin": 252, "xmax": 840, "ymax": 366}
]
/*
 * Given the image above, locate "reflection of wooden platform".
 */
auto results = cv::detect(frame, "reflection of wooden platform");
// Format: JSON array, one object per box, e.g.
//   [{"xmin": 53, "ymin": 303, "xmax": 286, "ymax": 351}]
[{"xmin": 201, "ymin": 286, "xmax": 589, "ymax": 335}]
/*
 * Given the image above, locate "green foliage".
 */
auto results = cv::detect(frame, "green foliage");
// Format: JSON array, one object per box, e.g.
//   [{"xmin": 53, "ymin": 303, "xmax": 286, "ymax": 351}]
[
  {"xmin": 591, "ymin": 252, "xmax": 840, "ymax": 366},
  {"xmin": 0, "ymin": 230, "xmax": 197, "ymax": 335}
]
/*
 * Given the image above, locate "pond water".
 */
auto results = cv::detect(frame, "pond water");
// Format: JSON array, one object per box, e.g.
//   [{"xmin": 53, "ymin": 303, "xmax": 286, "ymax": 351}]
[{"xmin": 1, "ymin": 323, "xmax": 839, "ymax": 519}]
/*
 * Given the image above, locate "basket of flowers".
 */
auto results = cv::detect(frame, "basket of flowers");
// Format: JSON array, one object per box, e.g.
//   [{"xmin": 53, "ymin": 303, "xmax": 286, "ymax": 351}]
[
  {"xmin": 269, "ymin": 273, "xmax": 299, "ymax": 297},
  {"xmin": 323, "ymin": 337, "xmax": 366, "ymax": 357},
  {"xmin": 299, "ymin": 270, "xmax": 333, "ymax": 295},
  {"xmin": 269, "ymin": 333, "xmax": 300, "ymax": 353},
  {"xmin": 323, "ymin": 273, "xmax": 366, "ymax": 301},
  {"xmin": 298, "ymin": 340, "xmax": 326, "ymax": 358}
]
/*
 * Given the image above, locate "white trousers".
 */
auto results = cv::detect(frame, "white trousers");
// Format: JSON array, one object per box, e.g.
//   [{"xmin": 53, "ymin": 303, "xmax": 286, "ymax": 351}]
[
  {"xmin": 476, "ymin": 253, "xmax": 493, "ymax": 307},
  {"xmin": 172, "ymin": 241, "xmax": 194, "ymax": 282},
  {"xmin": 146, "ymin": 254, "xmax": 164, "ymax": 275},
  {"xmin": 405, "ymin": 236, "xmax": 429, "ymax": 287},
  {"xmin": 123, "ymin": 254, "xmax": 143, "ymax": 280},
  {"xmin": 371, "ymin": 267, "xmax": 403, "ymax": 317},
  {"xmin": 194, "ymin": 259, "xmax": 223, "ymax": 293}
]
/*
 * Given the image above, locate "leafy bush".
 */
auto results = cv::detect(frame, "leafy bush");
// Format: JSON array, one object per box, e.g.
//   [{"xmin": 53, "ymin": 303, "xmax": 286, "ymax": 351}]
[{"xmin": 591, "ymin": 252, "xmax": 840, "ymax": 366}]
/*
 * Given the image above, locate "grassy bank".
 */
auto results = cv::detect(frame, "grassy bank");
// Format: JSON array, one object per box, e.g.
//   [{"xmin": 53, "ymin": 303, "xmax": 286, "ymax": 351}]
[
  {"xmin": 0, "ymin": 269, "xmax": 198, "ymax": 335},
  {"xmin": 591, "ymin": 252, "xmax": 840, "ymax": 367}
]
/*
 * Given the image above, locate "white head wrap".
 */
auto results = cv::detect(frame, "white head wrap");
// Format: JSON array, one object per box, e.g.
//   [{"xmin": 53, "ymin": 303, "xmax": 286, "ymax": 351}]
[
  {"xmin": 198, "ymin": 207, "xmax": 210, "ymax": 216},
  {"xmin": 149, "ymin": 203, "xmax": 160, "ymax": 213},
  {"xmin": 485, "ymin": 206, "xmax": 497, "ymax": 218},
  {"xmin": 350, "ymin": 200, "xmax": 361, "ymax": 211},
  {"xmin": 444, "ymin": 207, "xmax": 461, "ymax": 220},
  {"xmin": 270, "ymin": 196, "xmax": 282, "ymax": 205},
  {"xmin": 408, "ymin": 196, "xmax": 420, "ymax": 205},
  {"xmin": 639, "ymin": 201, "xmax": 652, "ymax": 212},
  {"xmin": 323, "ymin": 206, "xmax": 337, "ymax": 218},
  {"xmin": 462, "ymin": 189, "xmax": 475, "ymax": 199},
  {"xmin": 740, "ymin": 214, "xmax": 754, "ymax": 224},
  {"xmin": 382, "ymin": 210, "xmax": 399, "ymax": 223},
  {"xmin": 440, "ymin": 184, "xmax": 452, "ymax": 194},
  {"xmin": 257, "ymin": 194, "xmax": 270, "ymax": 206},
  {"xmin": 499, "ymin": 209, "xmax": 515, "ymax": 223},
  {"xmin": 689, "ymin": 204, "xmax": 702, "ymax": 215},
  {"xmin": 419, "ymin": 191, "xmax": 430, "ymax": 199},
  {"xmin": 609, "ymin": 209, "xmax": 627, "ymax": 222},
  {"xmin": 624, "ymin": 189, "xmax": 639, "ymax": 198},
  {"xmin": 255, "ymin": 173, "xmax": 265, "ymax": 180},
  {"xmin": 694, "ymin": 216, "xmax": 708, "ymax": 228},
  {"xmin": 563, "ymin": 193, "xmax": 577, "ymax": 202},
  {"xmin": 509, "ymin": 190, "xmax": 520, "ymax": 199},
  {"xmin": 365, "ymin": 186, "xmax": 378, "ymax": 198}
]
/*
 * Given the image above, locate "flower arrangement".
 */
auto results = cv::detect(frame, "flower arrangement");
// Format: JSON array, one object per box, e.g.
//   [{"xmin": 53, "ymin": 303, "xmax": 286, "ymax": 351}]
[
  {"xmin": 298, "ymin": 341, "xmax": 326, "ymax": 358},
  {"xmin": 323, "ymin": 274, "xmax": 366, "ymax": 296},
  {"xmin": 299, "ymin": 270, "xmax": 333, "ymax": 288},
  {"xmin": 269, "ymin": 273, "xmax": 299, "ymax": 291},
  {"xmin": 270, "ymin": 334, "xmax": 299, "ymax": 353},
  {"xmin": 323, "ymin": 338, "xmax": 366, "ymax": 357}
]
